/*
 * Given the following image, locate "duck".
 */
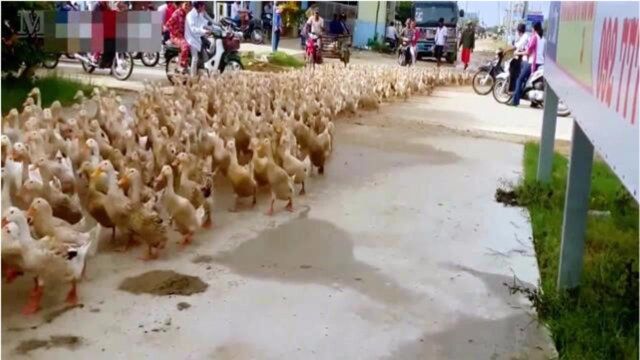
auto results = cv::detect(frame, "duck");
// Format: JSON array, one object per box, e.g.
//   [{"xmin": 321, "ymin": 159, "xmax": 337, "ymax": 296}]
[
  {"xmin": 249, "ymin": 138, "xmax": 270, "ymax": 187},
  {"xmin": 261, "ymin": 138, "xmax": 295, "ymax": 215},
  {"xmin": 279, "ymin": 136, "xmax": 311, "ymax": 195},
  {"xmin": 76, "ymin": 162, "xmax": 116, "ymax": 240},
  {"xmin": 1, "ymin": 211, "xmax": 25, "ymax": 284},
  {"xmin": 3, "ymin": 210, "xmax": 92, "ymax": 314},
  {"xmin": 225, "ymin": 140, "xmax": 257, "ymax": 211},
  {"xmin": 26, "ymin": 198, "xmax": 99, "ymax": 254},
  {"xmin": 172, "ymin": 153, "xmax": 214, "ymax": 228},
  {"xmin": 155, "ymin": 165, "xmax": 200, "ymax": 246}
]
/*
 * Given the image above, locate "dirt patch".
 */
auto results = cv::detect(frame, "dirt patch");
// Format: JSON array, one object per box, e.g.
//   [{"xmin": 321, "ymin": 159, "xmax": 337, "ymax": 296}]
[
  {"xmin": 15, "ymin": 335, "xmax": 82, "ymax": 354},
  {"xmin": 495, "ymin": 188, "xmax": 520, "ymax": 206},
  {"xmin": 191, "ymin": 254, "xmax": 214, "ymax": 264},
  {"xmin": 43, "ymin": 304, "xmax": 84, "ymax": 323},
  {"xmin": 177, "ymin": 302, "xmax": 191, "ymax": 311},
  {"xmin": 119, "ymin": 270, "xmax": 208, "ymax": 296}
]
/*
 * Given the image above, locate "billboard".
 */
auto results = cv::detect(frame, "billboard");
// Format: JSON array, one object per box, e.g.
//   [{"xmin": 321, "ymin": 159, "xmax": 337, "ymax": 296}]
[
  {"xmin": 546, "ymin": 1, "xmax": 639, "ymax": 200},
  {"xmin": 525, "ymin": 12, "xmax": 544, "ymax": 31}
]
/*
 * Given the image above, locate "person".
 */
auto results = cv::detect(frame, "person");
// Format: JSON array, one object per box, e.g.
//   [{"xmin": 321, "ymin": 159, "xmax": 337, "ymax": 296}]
[
  {"xmin": 185, "ymin": 1, "xmax": 212, "ymax": 76},
  {"xmin": 339, "ymin": 12, "xmax": 350, "ymax": 35},
  {"xmin": 166, "ymin": 1, "xmax": 191, "ymax": 72},
  {"xmin": 434, "ymin": 17, "xmax": 446, "ymax": 67},
  {"xmin": 158, "ymin": 2, "xmax": 176, "ymax": 43},
  {"xmin": 512, "ymin": 21, "xmax": 545, "ymax": 107},
  {"xmin": 407, "ymin": 20, "xmax": 419, "ymax": 64},
  {"xmin": 272, "ymin": 5, "xmax": 283, "ymax": 52},
  {"xmin": 459, "ymin": 21, "xmax": 475, "ymax": 71},
  {"xmin": 329, "ymin": 13, "xmax": 342, "ymax": 35},
  {"xmin": 385, "ymin": 21, "xmax": 398, "ymax": 49},
  {"xmin": 263, "ymin": 2, "xmax": 272, "ymax": 16},
  {"xmin": 230, "ymin": 1, "xmax": 240, "ymax": 21},
  {"xmin": 306, "ymin": 9, "xmax": 324, "ymax": 35},
  {"xmin": 508, "ymin": 23, "xmax": 529, "ymax": 92}
]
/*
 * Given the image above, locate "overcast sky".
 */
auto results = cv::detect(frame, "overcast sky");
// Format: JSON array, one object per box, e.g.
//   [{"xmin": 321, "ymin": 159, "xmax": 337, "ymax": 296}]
[{"xmin": 459, "ymin": 1, "xmax": 550, "ymax": 26}]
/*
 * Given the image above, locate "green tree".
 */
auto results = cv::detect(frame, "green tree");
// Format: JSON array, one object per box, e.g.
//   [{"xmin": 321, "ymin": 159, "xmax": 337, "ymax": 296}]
[
  {"xmin": 396, "ymin": 1, "xmax": 412, "ymax": 23},
  {"xmin": 1, "ymin": 1, "xmax": 55, "ymax": 78}
]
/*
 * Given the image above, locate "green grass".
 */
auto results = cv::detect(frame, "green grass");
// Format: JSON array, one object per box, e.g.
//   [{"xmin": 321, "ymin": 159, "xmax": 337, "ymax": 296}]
[
  {"xmin": 2, "ymin": 74, "xmax": 94, "ymax": 115},
  {"xmin": 513, "ymin": 143, "xmax": 638, "ymax": 359},
  {"xmin": 267, "ymin": 51, "xmax": 304, "ymax": 68}
]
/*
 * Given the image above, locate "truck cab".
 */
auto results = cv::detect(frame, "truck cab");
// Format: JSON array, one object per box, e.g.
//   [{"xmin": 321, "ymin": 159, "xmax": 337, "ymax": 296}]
[{"xmin": 412, "ymin": 1, "xmax": 464, "ymax": 63}]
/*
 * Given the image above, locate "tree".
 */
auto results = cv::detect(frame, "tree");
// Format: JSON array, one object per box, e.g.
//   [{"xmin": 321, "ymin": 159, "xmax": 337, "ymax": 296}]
[
  {"xmin": 395, "ymin": 1, "xmax": 412, "ymax": 23},
  {"xmin": 1, "ymin": 1, "xmax": 55, "ymax": 78}
]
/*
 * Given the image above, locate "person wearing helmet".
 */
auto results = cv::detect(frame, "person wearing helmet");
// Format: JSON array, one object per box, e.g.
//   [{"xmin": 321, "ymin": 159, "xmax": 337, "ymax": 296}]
[{"xmin": 185, "ymin": 1, "xmax": 213, "ymax": 76}]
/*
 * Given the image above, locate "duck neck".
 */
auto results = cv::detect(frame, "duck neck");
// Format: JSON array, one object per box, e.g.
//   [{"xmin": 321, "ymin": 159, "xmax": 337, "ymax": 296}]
[{"xmin": 129, "ymin": 176, "xmax": 142, "ymax": 203}]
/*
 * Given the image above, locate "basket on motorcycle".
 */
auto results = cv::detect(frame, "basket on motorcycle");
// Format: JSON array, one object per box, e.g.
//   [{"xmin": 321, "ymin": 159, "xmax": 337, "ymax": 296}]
[{"xmin": 223, "ymin": 36, "xmax": 240, "ymax": 51}]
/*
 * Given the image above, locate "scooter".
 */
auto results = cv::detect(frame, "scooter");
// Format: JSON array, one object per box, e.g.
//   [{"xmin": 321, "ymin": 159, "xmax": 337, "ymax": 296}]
[
  {"xmin": 472, "ymin": 49, "xmax": 505, "ymax": 95},
  {"xmin": 305, "ymin": 33, "xmax": 322, "ymax": 67},
  {"xmin": 493, "ymin": 65, "xmax": 571, "ymax": 117},
  {"xmin": 221, "ymin": 14, "xmax": 264, "ymax": 44},
  {"xmin": 164, "ymin": 26, "xmax": 243, "ymax": 84},
  {"xmin": 75, "ymin": 52, "xmax": 134, "ymax": 81},
  {"xmin": 397, "ymin": 37, "xmax": 411, "ymax": 66}
]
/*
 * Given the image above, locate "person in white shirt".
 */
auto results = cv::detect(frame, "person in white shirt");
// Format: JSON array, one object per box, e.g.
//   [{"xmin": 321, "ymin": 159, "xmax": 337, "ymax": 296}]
[
  {"xmin": 306, "ymin": 9, "xmax": 324, "ymax": 35},
  {"xmin": 185, "ymin": 1, "xmax": 212, "ymax": 76},
  {"xmin": 434, "ymin": 17, "xmax": 447, "ymax": 67},
  {"xmin": 385, "ymin": 22, "xmax": 398, "ymax": 49},
  {"xmin": 231, "ymin": 1, "xmax": 240, "ymax": 21},
  {"xmin": 508, "ymin": 23, "xmax": 529, "ymax": 92}
]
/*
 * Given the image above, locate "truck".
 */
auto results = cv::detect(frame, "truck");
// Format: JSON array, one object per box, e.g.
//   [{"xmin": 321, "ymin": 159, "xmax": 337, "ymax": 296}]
[{"xmin": 412, "ymin": 1, "xmax": 464, "ymax": 63}]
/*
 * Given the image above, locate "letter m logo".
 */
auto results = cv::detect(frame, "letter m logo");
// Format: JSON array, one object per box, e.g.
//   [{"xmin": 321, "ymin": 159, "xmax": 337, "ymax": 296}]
[{"xmin": 18, "ymin": 10, "xmax": 44, "ymax": 38}]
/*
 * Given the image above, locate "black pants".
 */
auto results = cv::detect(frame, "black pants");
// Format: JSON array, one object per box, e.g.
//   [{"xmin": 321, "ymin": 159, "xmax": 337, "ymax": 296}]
[
  {"xmin": 434, "ymin": 45, "xmax": 444, "ymax": 60},
  {"xmin": 508, "ymin": 57, "xmax": 522, "ymax": 92}
]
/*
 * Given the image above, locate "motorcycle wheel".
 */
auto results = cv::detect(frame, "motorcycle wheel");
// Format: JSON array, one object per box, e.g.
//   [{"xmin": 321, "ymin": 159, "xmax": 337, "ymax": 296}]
[
  {"xmin": 492, "ymin": 78, "xmax": 512, "ymax": 104},
  {"xmin": 165, "ymin": 54, "xmax": 181, "ymax": 84},
  {"xmin": 222, "ymin": 58, "xmax": 243, "ymax": 73},
  {"xmin": 398, "ymin": 52, "xmax": 407, "ymax": 66},
  {"xmin": 141, "ymin": 52, "xmax": 160, "ymax": 67},
  {"xmin": 472, "ymin": 70, "xmax": 494, "ymax": 95},
  {"xmin": 111, "ymin": 52, "xmax": 134, "ymax": 81},
  {"xmin": 251, "ymin": 29, "xmax": 264, "ymax": 44},
  {"xmin": 42, "ymin": 53, "xmax": 60, "ymax": 69}
]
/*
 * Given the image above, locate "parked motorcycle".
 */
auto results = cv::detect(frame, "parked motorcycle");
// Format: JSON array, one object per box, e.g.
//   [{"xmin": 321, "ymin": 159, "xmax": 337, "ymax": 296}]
[
  {"xmin": 221, "ymin": 14, "xmax": 264, "ymax": 44},
  {"xmin": 164, "ymin": 27, "xmax": 243, "ymax": 84},
  {"xmin": 472, "ymin": 49, "xmax": 504, "ymax": 95},
  {"xmin": 132, "ymin": 51, "xmax": 160, "ymax": 67},
  {"xmin": 397, "ymin": 37, "xmax": 411, "ymax": 66},
  {"xmin": 493, "ymin": 65, "xmax": 571, "ymax": 117},
  {"xmin": 76, "ymin": 52, "xmax": 134, "ymax": 81}
]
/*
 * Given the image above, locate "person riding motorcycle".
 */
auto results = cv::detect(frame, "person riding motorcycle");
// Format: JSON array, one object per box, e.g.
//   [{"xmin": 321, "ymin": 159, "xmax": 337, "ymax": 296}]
[
  {"xmin": 305, "ymin": 9, "xmax": 324, "ymax": 61},
  {"xmin": 166, "ymin": 1, "xmax": 192, "ymax": 72},
  {"xmin": 185, "ymin": 1, "xmax": 214, "ymax": 76}
]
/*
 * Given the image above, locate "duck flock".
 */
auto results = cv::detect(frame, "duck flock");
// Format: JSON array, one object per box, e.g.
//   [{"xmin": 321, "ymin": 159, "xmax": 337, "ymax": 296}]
[{"xmin": 1, "ymin": 64, "xmax": 471, "ymax": 314}]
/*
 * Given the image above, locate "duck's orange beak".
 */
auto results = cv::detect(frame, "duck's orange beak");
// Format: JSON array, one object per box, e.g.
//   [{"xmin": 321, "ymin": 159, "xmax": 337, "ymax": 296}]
[
  {"xmin": 26, "ymin": 207, "xmax": 35, "ymax": 220},
  {"xmin": 1, "ymin": 217, "xmax": 8, "ymax": 227},
  {"xmin": 117, "ymin": 175, "xmax": 129, "ymax": 189}
]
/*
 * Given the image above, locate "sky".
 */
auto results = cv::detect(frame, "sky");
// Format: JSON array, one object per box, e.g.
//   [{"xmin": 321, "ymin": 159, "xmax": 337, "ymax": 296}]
[{"xmin": 459, "ymin": 1, "xmax": 550, "ymax": 27}]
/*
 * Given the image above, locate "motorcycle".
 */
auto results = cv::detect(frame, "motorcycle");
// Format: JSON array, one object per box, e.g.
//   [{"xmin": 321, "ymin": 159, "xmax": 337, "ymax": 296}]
[
  {"xmin": 305, "ymin": 33, "xmax": 322, "ymax": 67},
  {"xmin": 164, "ymin": 26, "xmax": 243, "ymax": 84},
  {"xmin": 397, "ymin": 37, "xmax": 411, "ymax": 66},
  {"xmin": 493, "ymin": 65, "xmax": 571, "ymax": 117},
  {"xmin": 472, "ymin": 49, "xmax": 504, "ymax": 95},
  {"xmin": 221, "ymin": 14, "xmax": 264, "ymax": 44},
  {"xmin": 132, "ymin": 51, "xmax": 160, "ymax": 67},
  {"xmin": 41, "ymin": 53, "xmax": 61, "ymax": 69},
  {"xmin": 261, "ymin": 12, "xmax": 272, "ymax": 40},
  {"xmin": 76, "ymin": 52, "xmax": 134, "ymax": 81}
]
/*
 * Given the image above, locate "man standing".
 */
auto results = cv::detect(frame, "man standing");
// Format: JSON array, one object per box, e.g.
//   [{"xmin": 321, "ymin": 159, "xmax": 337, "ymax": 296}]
[
  {"xmin": 509, "ymin": 23, "xmax": 529, "ymax": 92},
  {"xmin": 272, "ymin": 5, "xmax": 283, "ymax": 52},
  {"xmin": 230, "ymin": 1, "xmax": 240, "ymax": 21},
  {"xmin": 385, "ymin": 21, "xmax": 398, "ymax": 49},
  {"xmin": 434, "ymin": 17, "xmax": 447, "ymax": 67},
  {"xmin": 459, "ymin": 21, "xmax": 475, "ymax": 71}
]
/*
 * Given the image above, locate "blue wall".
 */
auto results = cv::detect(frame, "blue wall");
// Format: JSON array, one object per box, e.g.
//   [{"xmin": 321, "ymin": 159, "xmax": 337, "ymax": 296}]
[{"xmin": 353, "ymin": 20, "xmax": 385, "ymax": 48}]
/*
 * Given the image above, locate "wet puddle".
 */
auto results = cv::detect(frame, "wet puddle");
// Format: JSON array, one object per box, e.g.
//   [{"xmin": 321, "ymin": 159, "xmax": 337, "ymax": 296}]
[
  {"xmin": 213, "ymin": 210, "xmax": 418, "ymax": 305},
  {"xmin": 119, "ymin": 270, "xmax": 208, "ymax": 296}
]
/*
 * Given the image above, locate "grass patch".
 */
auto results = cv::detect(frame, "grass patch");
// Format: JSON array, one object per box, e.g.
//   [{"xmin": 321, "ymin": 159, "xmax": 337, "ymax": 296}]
[
  {"xmin": 267, "ymin": 51, "xmax": 304, "ymax": 68},
  {"xmin": 2, "ymin": 73, "xmax": 94, "ymax": 115},
  {"xmin": 240, "ymin": 51, "xmax": 304, "ymax": 73},
  {"xmin": 509, "ymin": 142, "xmax": 638, "ymax": 359}
]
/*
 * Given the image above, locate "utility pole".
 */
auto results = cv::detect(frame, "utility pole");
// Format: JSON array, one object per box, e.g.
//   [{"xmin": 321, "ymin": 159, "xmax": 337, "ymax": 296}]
[{"xmin": 522, "ymin": 1, "xmax": 528, "ymax": 21}]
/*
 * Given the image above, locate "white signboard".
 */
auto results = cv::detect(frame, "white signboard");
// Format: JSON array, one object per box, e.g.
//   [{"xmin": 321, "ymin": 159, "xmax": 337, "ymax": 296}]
[{"xmin": 546, "ymin": 1, "xmax": 639, "ymax": 200}]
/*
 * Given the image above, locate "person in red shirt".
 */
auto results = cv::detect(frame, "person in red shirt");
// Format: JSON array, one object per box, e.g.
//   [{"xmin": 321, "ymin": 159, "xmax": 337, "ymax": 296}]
[{"xmin": 166, "ymin": 1, "xmax": 192, "ymax": 70}]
